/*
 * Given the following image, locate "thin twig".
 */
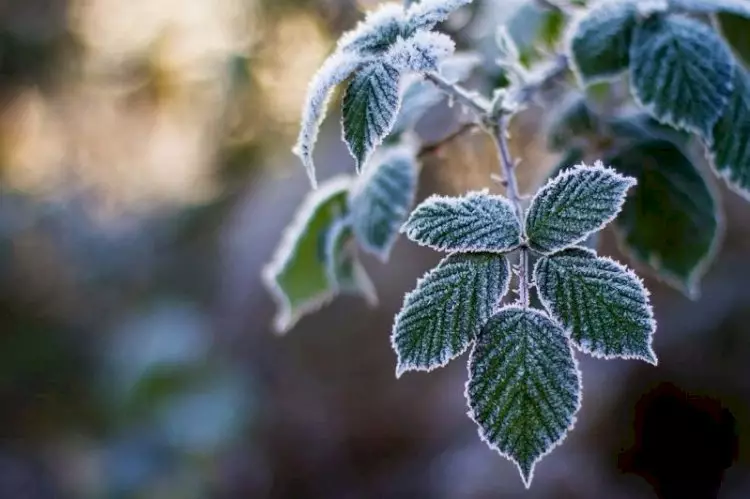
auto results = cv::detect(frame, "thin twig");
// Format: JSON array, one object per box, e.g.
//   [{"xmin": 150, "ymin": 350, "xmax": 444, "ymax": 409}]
[
  {"xmin": 424, "ymin": 72, "xmax": 491, "ymax": 116},
  {"xmin": 417, "ymin": 123, "xmax": 479, "ymax": 159}
]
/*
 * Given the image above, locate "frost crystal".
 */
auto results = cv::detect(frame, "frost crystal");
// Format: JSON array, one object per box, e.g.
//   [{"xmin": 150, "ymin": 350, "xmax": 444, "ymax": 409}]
[
  {"xmin": 535, "ymin": 247, "xmax": 657, "ymax": 364},
  {"xmin": 466, "ymin": 306, "xmax": 581, "ymax": 488},
  {"xmin": 349, "ymin": 145, "xmax": 418, "ymax": 261},
  {"xmin": 392, "ymin": 252, "xmax": 510, "ymax": 376},
  {"xmin": 402, "ymin": 190, "xmax": 521, "ymax": 253},
  {"xmin": 525, "ymin": 162, "xmax": 635, "ymax": 254},
  {"xmin": 337, "ymin": 3, "xmax": 407, "ymax": 55},
  {"xmin": 293, "ymin": 52, "xmax": 366, "ymax": 187},
  {"xmin": 385, "ymin": 31, "xmax": 455, "ymax": 73}
]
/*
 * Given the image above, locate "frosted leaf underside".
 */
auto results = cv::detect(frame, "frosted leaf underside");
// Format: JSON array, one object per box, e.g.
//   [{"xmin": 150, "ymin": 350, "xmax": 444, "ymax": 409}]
[
  {"xmin": 401, "ymin": 191, "xmax": 521, "ymax": 253},
  {"xmin": 525, "ymin": 163, "xmax": 635, "ymax": 254},
  {"xmin": 668, "ymin": 0, "xmax": 750, "ymax": 16},
  {"xmin": 385, "ymin": 31, "xmax": 455, "ymax": 73},
  {"xmin": 534, "ymin": 247, "xmax": 656, "ymax": 363},
  {"xmin": 293, "ymin": 52, "xmax": 364, "ymax": 187},
  {"xmin": 342, "ymin": 62, "xmax": 402, "ymax": 172},
  {"xmin": 467, "ymin": 307, "xmax": 581, "ymax": 488},
  {"xmin": 349, "ymin": 146, "xmax": 418, "ymax": 260},
  {"xmin": 606, "ymin": 139, "xmax": 718, "ymax": 297},
  {"xmin": 709, "ymin": 68, "xmax": 750, "ymax": 198},
  {"xmin": 392, "ymin": 252, "xmax": 510, "ymax": 375},
  {"xmin": 569, "ymin": 0, "xmax": 637, "ymax": 84},
  {"xmin": 629, "ymin": 15, "xmax": 734, "ymax": 138},
  {"xmin": 337, "ymin": 3, "xmax": 407, "ymax": 55},
  {"xmin": 262, "ymin": 177, "xmax": 350, "ymax": 333},
  {"xmin": 324, "ymin": 218, "xmax": 378, "ymax": 306}
]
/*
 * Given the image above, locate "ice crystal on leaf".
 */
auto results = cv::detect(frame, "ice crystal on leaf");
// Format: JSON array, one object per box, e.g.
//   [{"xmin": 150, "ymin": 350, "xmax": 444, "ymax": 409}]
[
  {"xmin": 401, "ymin": 191, "xmax": 522, "ymax": 253},
  {"xmin": 467, "ymin": 307, "xmax": 581, "ymax": 488},
  {"xmin": 535, "ymin": 247, "xmax": 657, "ymax": 364},
  {"xmin": 405, "ymin": 0, "xmax": 474, "ymax": 34},
  {"xmin": 392, "ymin": 252, "xmax": 510, "ymax": 376}
]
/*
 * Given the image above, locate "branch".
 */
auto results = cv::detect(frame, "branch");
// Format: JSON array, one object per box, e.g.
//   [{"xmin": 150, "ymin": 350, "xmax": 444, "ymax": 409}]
[{"xmin": 424, "ymin": 72, "xmax": 491, "ymax": 117}]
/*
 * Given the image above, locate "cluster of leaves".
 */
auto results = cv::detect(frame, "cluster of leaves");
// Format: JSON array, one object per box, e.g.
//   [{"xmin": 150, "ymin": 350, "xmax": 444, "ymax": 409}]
[
  {"xmin": 394, "ymin": 162, "xmax": 656, "ymax": 486},
  {"xmin": 263, "ymin": 0, "xmax": 750, "ymax": 489},
  {"xmin": 561, "ymin": 0, "xmax": 750, "ymax": 296}
]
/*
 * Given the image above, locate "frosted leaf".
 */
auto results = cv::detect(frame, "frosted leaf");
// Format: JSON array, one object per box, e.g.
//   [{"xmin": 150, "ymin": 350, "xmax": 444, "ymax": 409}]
[
  {"xmin": 405, "ymin": 0, "xmax": 474, "ymax": 33},
  {"xmin": 629, "ymin": 15, "xmax": 735, "ymax": 139},
  {"xmin": 337, "ymin": 3, "xmax": 408, "ymax": 55},
  {"xmin": 293, "ymin": 52, "xmax": 365, "ymax": 188},
  {"xmin": 349, "ymin": 145, "xmax": 418, "ymax": 261},
  {"xmin": 466, "ymin": 306, "xmax": 581, "ymax": 488},
  {"xmin": 324, "ymin": 218, "xmax": 378, "ymax": 306},
  {"xmin": 342, "ymin": 62, "xmax": 403, "ymax": 173},
  {"xmin": 391, "ymin": 52, "xmax": 480, "ymax": 135},
  {"xmin": 606, "ymin": 139, "xmax": 719, "ymax": 298},
  {"xmin": 385, "ymin": 31, "xmax": 455, "ymax": 73},
  {"xmin": 535, "ymin": 247, "xmax": 657, "ymax": 364},
  {"xmin": 526, "ymin": 162, "xmax": 636, "ymax": 254},
  {"xmin": 668, "ymin": 0, "xmax": 750, "ymax": 16},
  {"xmin": 401, "ymin": 190, "xmax": 522, "ymax": 253},
  {"xmin": 262, "ymin": 177, "xmax": 351, "ymax": 333},
  {"xmin": 708, "ymin": 67, "xmax": 750, "ymax": 199},
  {"xmin": 567, "ymin": 0, "xmax": 638, "ymax": 85},
  {"xmin": 392, "ymin": 252, "xmax": 511, "ymax": 376}
]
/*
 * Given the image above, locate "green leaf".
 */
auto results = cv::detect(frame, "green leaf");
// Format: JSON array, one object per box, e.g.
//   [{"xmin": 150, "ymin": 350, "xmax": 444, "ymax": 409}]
[
  {"xmin": 568, "ymin": 0, "xmax": 638, "ymax": 85},
  {"xmin": 342, "ymin": 62, "xmax": 403, "ymax": 172},
  {"xmin": 534, "ymin": 247, "xmax": 657, "ymax": 364},
  {"xmin": 606, "ymin": 112, "xmax": 692, "ymax": 148},
  {"xmin": 324, "ymin": 218, "xmax": 378, "ymax": 306},
  {"xmin": 262, "ymin": 177, "xmax": 351, "ymax": 333},
  {"xmin": 526, "ymin": 162, "xmax": 636, "ymax": 254},
  {"xmin": 349, "ymin": 145, "xmax": 419, "ymax": 261},
  {"xmin": 717, "ymin": 11, "xmax": 750, "ymax": 67},
  {"xmin": 401, "ymin": 191, "xmax": 522, "ymax": 253},
  {"xmin": 629, "ymin": 15, "xmax": 735, "ymax": 138},
  {"xmin": 708, "ymin": 66, "xmax": 750, "ymax": 198},
  {"xmin": 467, "ymin": 306, "xmax": 581, "ymax": 488},
  {"xmin": 546, "ymin": 93, "xmax": 599, "ymax": 151},
  {"xmin": 392, "ymin": 252, "xmax": 511, "ymax": 375},
  {"xmin": 606, "ymin": 139, "xmax": 720, "ymax": 297}
]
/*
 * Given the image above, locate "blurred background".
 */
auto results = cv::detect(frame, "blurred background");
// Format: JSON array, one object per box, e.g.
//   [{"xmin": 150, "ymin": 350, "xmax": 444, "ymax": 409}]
[{"xmin": 0, "ymin": 0, "xmax": 748, "ymax": 497}]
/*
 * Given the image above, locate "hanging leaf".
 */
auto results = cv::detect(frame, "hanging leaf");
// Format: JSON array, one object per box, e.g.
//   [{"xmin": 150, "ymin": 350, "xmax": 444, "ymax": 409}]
[
  {"xmin": 606, "ymin": 139, "xmax": 720, "ymax": 297},
  {"xmin": 293, "ymin": 52, "xmax": 366, "ymax": 188},
  {"xmin": 349, "ymin": 146, "xmax": 419, "ymax": 261},
  {"xmin": 535, "ymin": 247, "xmax": 657, "ymax": 364},
  {"xmin": 342, "ymin": 62, "xmax": 403, "ymax": 172},
  {"xmin": 324, "ymin": 218, "xmax": 378, "ymax": 306},
  {"xmin": 405, "ymin": 0, "xmax": 474, "ymax": 34},
  {"xmin": 385, "ymin": 30, "xmax": 455, "ymax": 73},
  {"xmin": 262, "ymin": 177, "xmax": 351, "ymax": 333},
  {"xmin": 401, "ymin": 190, "xmax": 522, "ymax": 253},
  {"xmin": 629, "ymin": 15, "xmax": 735, "ymax": 139},
  {"xmin": 467, "ymin": 306, "xmax": 581, "ymax": 488},
  {"xmin": 392, "ymin": 252, "xmax": 511, "ymax": 376},
  {"xmin": 568, "ymin": 0, "xmax": 638, "ymax": 85},
  {"xmin": 526, "ymin": 163, "xmax": 636, "ymax": 254},
  {"xmin": 717, "ymin": 11, "xmax": 750, "ymax": 67},
  {"xmin": 708, "ymin": 67, "xmax": 750, "ymax": 199},
  {"xmin": 337, "ymin": 3, "xmax": 407, "ymax": 55}
]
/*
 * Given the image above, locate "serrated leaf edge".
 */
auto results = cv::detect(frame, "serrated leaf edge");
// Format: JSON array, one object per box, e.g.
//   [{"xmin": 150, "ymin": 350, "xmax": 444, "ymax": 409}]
[
  {"xmin": 391, "ymin": 252, "xmax": 511, "ymax": 377},
  {"xmin": 463, "ymin": 305, "xmax": 583, "ymax": 488},
  {"xmin": 533, "ymin": 246, "xmax": 658, "ymax": 365},
  {"xmin": 261, "ymin": 175, "xmax": 352, "ymax": 334},
  {"xmin": 526, "ymin": 161, "xmax": 637, "ymax": 254},
  {"xmin": 400, "ymin": 189, "xmax": 522, "ymax": 253}
]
